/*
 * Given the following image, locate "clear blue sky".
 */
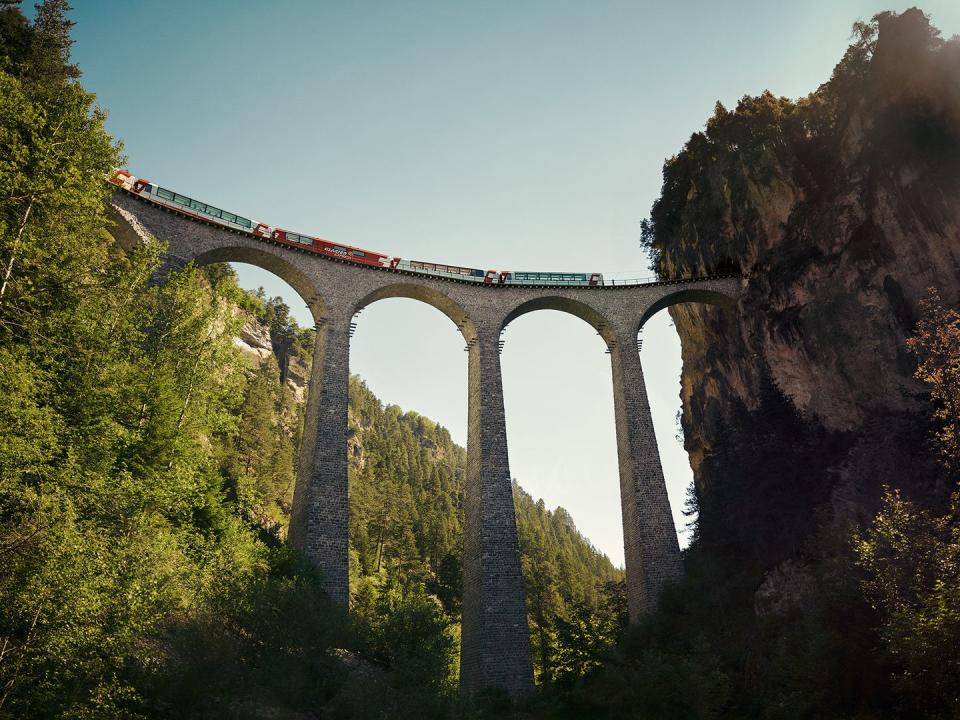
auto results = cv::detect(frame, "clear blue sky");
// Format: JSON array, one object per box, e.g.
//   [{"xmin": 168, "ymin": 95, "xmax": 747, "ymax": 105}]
[{"xmin": 67, "ymin": 1, "xmax": 959, "ymax": 566}]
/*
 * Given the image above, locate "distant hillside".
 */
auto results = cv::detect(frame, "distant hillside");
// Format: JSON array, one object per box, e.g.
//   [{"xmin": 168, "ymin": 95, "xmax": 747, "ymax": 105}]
[{"xmin": 346, "ymin": 375, "xmax": 625, "ymax": 685}]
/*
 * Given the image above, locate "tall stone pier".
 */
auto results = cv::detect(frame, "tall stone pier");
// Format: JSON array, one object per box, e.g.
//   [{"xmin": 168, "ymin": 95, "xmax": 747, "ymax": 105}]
[
  {"xmin": 610, "ymin": 323, "xmax": 683, "ymax": 618},
  {"xmin": 461, "ymin": 323, "xmax": 535, "ymax": 695},
  {"xmin": 288, "ymin": 306, "xmax": 352, "ymax": 605},
  {"xmin": 108, "ymin": 188, "xmax": 741, "ymax": 697}
]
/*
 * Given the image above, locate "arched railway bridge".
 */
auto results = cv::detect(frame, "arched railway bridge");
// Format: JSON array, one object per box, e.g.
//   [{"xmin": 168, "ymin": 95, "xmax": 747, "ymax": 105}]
[{"xmin": 107, "ymin": 181, "xmax": 742, "ymax": 697}]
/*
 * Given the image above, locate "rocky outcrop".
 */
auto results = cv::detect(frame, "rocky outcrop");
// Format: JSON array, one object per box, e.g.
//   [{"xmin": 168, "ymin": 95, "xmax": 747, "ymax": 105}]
[
  {"xmin": 234, "ymin": 312, "xmax": 311, "ymax": 401},
  {"xmin": 285, "ymin": 354, "xmax": 309, "ymax": 403},
  {"xmin": 234, "ymin": 316, "xmax": 274, "ymax": 362},
  {"xmin": 644, "ymin": 9, "xmax": 960, "ymax": 581}
]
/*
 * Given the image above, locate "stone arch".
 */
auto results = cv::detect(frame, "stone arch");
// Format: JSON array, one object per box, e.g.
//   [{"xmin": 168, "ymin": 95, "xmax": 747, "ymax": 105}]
[
  {"xmin": 501, "ymin": 296, "xmax": 616, "ymax": 346},
  {"xmin": 625, "ymin": 285, "xmax": 738, "ymax": 597},
  {"xmin": 353, "ymin": 282, "xmax": 478, "ymax": 343},
  {"xmin": 192, "ymin": 245, "xmax": 327, "ymax": 325},
  {"xmin": 635, "ymin": 288, "xmax": 736, "ymax": 338},
  {"xmin": 496, "ymin": 294, "xmax": 624, "ymax": 620}
]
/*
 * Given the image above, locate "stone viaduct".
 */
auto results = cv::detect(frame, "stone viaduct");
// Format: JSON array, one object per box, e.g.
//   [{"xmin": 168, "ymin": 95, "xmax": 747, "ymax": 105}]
[{"xmin": 108, "ymin": 189, "xmax": 742, "ymax": 697}]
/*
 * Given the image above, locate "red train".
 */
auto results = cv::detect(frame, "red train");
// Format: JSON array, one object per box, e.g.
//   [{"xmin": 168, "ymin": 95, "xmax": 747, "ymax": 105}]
[
  {"xmin": 254, "ymin": 224, "xmax": 403, "ymax": 271},
  {"xmin": 108, "ymin": 170, "xmax": 604, "ymax": 287}
]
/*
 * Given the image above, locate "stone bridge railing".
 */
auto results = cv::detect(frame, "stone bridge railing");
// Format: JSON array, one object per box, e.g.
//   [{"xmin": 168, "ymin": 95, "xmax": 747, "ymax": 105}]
[{"xmin": 108, "ymin": 190, "xmax": 743, "ymax": 696}]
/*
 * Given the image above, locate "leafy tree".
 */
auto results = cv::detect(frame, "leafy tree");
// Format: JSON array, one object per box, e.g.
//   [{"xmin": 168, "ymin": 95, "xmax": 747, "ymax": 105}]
[
  {"xmin": 224, "ymin": 356, "xmax": 296, "ymax": 532},
  {"xmin": 552, "ymin": 581, "xmax": 627, "ymax": 686},
  {"xmin": 22, "ymin": 0, "xmax": 79, "ymax": 85},
  {"xmin": 513, "ymin": 483, "xmax": 624, "ymax": 687},
  {"xmin": 906, "ymin": 290, "xmax": 960, "ymax": 474},
  {"xmin": 855, "ymin": 489, "xmax": 960, "ymax": 718},
  {"xmin": 852, "ymin": 290, "xmax": 960, "ymax": 718},
  {"xmin": 0, "ymin": 6, "xmax": 351, "ymax": 717},
  {"xmin": 0, "ymin": 70, "xmax": 117, "ymax": 323}
]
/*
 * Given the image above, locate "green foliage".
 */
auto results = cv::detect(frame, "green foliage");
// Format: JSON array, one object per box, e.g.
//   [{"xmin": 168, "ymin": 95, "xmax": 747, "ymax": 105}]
[
  {"xmin": 354, "ymin": 579, "xmax": 459, "ymax": 716},
  {"xmin": 346, "ymin": 375, "xmax": 625, "ymax": 697},
  {"xmin": 0, "ymin": 7, "xmax": 351, "ymax": 717},
  {"xmin": 0, "ymin": 1, "xmax": 79, "ymax": 86},
  {"xmin": 348, "ymin": 376, "xmax": 466, "ymax": 607},
  {"xmin": 906, "ymin": 290, "xmax": 960, "ymax": 474},
  {"xmin": 550, "ymin": 582, "xmax": 626, "ymax": 687},
  {"xmin": 150, "ymin": 546, "xmax": 353, "ymax": 718},
  {"xmin": 0, "ymin": 235, "xmax": 335, "ymax": 716},
  {"xmin": 849, "ymin": 292, "xmax": 960, "ymax": 719},
  {"xmin": 0, "ymin": 75, "xmax": 118, "ymax": 314},
  {"xmin": 855, "ymin": 490, "xmax": 960, "ymax": 718},
  {"xmin": 222, "ymin": 355, "xmax": 297, "ymax": 533},
  {"xmin": 514, "ymin": 484, "xmax": 624, "ymax": 686}
]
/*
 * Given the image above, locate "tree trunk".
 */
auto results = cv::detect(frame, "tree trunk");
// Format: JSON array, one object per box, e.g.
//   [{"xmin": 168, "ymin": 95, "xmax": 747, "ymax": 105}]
[{"xmin": 0, "ymin": 198, "xmax": 35, "ymax": 303}]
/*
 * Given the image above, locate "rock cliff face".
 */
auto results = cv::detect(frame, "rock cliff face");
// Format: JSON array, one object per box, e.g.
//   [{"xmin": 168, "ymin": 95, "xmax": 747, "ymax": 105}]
[
  {"xmin": 643, "ymin": 9, "xmax": 960, "ymax": 573},
  {"xmin": 234, "ymin": 313, "xmax": 310, "ymax": 401},
  {"xmin": 234, "ymin": 316, "xmax": 274, "ymax": 362}
]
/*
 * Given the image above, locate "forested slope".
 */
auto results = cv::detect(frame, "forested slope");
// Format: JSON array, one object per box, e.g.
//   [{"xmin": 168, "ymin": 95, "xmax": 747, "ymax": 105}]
[{"xmin": 345, "ymin": 375, "xmax": 624, "ymax": 686}]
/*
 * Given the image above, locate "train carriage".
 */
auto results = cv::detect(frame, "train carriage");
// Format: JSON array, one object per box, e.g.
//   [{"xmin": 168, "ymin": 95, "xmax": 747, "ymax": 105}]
[
  {"xmin": 507, "ymin": 271, "xmax": 604, "ymax": 286},
  {"xmin": 107, "ymin": 169, "xmax": 605, "ymax": 287},
  {"xmin": 110, "ymin": 170, "xmax": 254, "ymax": 231},
  {"xmin": 409, "ymin": 260, "xmax": 485, "ymax": 278}
]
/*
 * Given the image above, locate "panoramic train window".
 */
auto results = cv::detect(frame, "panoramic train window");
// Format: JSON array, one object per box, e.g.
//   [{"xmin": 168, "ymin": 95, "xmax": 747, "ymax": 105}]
[{"xmin": 157, "ymin": 187, "xmax": 175, "ymax": 201}]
